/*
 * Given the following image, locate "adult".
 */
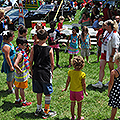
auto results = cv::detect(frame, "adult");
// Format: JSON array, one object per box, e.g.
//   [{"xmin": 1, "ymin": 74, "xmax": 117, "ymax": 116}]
[
  {"xmin": 79, "ymin": 3, "xmax": 89, "ymax": 21},
  {"xmin": 92, "ymin": 15, "xmax": 103, "ymax": 31},
  {"xmin": 78, "ymin": 12, "xmax": 92, "ymax": 29},
  {"xmin": 91, "ymin": 2, "xmax": 100, "ymax": 24},
  {"xmin": 92, "ymin": 20, "xmax": 119, "ymax": 88},
  {"xmin": 0, "ymin": 9, "xmax": 5, "ymax": 52},
  {"xmin": 7, "ymin": 0, "xmax": 12, "ymax": 6},
  {"xmin": 67, "ymin": 3, "xmax": 73, "ymax": 22},
  {"xmin": 103, "ymin": 3, "xmax": 111, "ymax": 21}
]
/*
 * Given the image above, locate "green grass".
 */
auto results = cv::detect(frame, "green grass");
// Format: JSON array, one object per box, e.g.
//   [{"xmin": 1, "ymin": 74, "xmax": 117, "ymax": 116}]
[{"xmin": 0, "ymin": 10, "xmax": 120, "ymax": 120}]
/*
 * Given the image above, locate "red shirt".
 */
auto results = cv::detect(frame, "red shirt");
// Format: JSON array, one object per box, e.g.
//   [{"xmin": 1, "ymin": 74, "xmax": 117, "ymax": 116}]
[
  {"xmin": 57, "ymin": 22, "xmax": 63, "ymax": 30},
  {"xmin": 96, "ymin": 28, "xmax": 103, "ymax": 47}
]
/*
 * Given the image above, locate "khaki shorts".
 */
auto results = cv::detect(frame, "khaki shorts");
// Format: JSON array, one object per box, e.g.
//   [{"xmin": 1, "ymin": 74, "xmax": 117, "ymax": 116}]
[{"xmin": 81, "ymin": 48, "xmax": 90, "ymax": 57}]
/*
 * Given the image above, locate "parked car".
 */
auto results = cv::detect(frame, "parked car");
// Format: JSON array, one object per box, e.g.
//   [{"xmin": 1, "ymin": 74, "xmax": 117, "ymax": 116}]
[
  {"xmin": 24, "ymin": 4, "xmax": 76, "ymax": 28},
  {"xmin": 5, "ymin": 8, "xmax": 28, "ymax": 30}
]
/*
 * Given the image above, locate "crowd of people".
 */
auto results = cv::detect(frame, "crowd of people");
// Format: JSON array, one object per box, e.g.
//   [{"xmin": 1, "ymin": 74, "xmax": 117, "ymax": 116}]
[{"xmin": 0, "ymin": 0, "xmax": 120, "ymax": 120}]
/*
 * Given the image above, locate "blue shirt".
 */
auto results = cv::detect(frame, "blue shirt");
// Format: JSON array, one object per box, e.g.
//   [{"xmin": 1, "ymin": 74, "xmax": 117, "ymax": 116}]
[{"xmin": 92, "ymin": 20, "xmax": 101, "ymax": 29}]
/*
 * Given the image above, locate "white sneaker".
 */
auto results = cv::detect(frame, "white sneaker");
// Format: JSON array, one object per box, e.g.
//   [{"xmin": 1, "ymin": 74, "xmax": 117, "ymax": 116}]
[
  {"xmin": 69, "ymin": 20, "xmax": 72, "ymax": 22},
  {"xmin": 92, "ymin": 81, "xmax": 103, "ymax": 88},
  {"xmin": 72, "ymin": 18, "xmax": 74, "ymax": 20},
  {"xmin": 104, "ymin": 81, "xmax": 109, "ymax": 87}
]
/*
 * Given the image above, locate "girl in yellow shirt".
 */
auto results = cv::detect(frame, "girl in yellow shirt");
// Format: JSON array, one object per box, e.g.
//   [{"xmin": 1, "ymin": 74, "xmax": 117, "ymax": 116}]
[{"xmin": 62, "ymin": 56, "xmax": 88, "ymax": 120}]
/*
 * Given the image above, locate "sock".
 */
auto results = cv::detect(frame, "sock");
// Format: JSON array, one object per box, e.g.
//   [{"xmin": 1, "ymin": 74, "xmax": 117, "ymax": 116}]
[
  {"xmin": 99, "ymin": 81, "xmax": 102, "ymax": 84},
  {"xmin": 37, "ymin": 104, "xmax": 42, "ymax": 111},
  {"xmin": 44, "ymin": 96, "xmax": 51, "ymax": 114},
  {"xmin": 16, "ymin": 98, "xmax": 20, "ymax": 101}
]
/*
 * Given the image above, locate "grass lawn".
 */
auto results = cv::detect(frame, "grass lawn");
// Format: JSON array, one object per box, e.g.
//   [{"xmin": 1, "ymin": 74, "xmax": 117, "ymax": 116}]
[{"xmin": 0, "ymin": 10, "xmax": 120, "ymax": 120}]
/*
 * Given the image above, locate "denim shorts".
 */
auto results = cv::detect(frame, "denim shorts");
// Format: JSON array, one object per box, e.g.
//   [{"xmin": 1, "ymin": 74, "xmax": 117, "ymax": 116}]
[
  {"xmin": 32, "ymin": 80, "xmax": 53, "ymax": 95},
  {"xmin": 7, "ymin": 72, "xmax": 14, "ymax": 82}
]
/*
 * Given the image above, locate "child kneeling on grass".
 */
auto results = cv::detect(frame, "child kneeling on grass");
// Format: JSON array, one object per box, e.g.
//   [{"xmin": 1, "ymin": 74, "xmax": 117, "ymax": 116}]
[
  {"xmin": 30, "ymin": 29, "xmax": 56, "ymax": 119},
  {"xmin": 14, "ymin": 37, "xmax": 32, "ymax": 106},
  {"xmin": 62, "ymin": 56, "xmax": 88, "ymax": 120}
]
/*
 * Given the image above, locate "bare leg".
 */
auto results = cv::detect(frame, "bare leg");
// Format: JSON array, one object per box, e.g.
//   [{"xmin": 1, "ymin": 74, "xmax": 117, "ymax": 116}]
[
  {"xmin": 110, "ymin": 108, "xmax": 117, "ymax": 120},
  {"xmin": 69, "ymin": 55, "xmax": 73, "ymax": 66},
  {"xmin": 71, "ymin": 101, "xmax": 76, "ymax": 119},
  {"xmin": 7, "ymin": 81, "xmax": 13, "ymax": 90},
  {"xmin": 15, "ymin": 87, "xmax": 19, "ymax": 100},
  {"xmin": 86, "ymin": 56, "xmax": 90, "ymax": 64},
  {"xmin": 108, "ymin": 62, "xmax": 114, "ymax": 73},
  {"xmin": 99, "ymin": 60, "xmax": 106, "ymax": 82},
  {"xmin": 37, "ymin": 93, "xmax": 42, "ymax": 105},
  {"xmin": 20, "ymin": 88, "xmax": 25, "ymax": 101},
  {"xmin": 77, "ymin": 102, "xmax": 82, "ymax": 120}
]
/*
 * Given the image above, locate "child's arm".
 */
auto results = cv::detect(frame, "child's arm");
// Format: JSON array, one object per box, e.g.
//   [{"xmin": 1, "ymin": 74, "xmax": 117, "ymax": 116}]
[
  {"xmin": 62, "ymin": 76, "xmax": 70, "ymax": 92},
  {"xmin": 82, "ymin": 79, "xmax": 88, "ymax": 96},
  {"xmin": 14, "ymin": 53, "xmax": 23, "ymax": 73},
  {"xmin": 2, "ymin": 45, "xmax": 14, "ymax": 71},
  {"xmin": 89, "ymin": 35, "xmax": 91, "ymax": 49},
  {"xmin": 108, "ymin": 70, "xmax": 115, "ymax": 97},
  {"xmin": 49, "ymin": 48, "xmax": 54, "ymax": 77},
  {"xmin": 29, "ymin": 46, "xmax": 34, "ymax": 76},
  {"xmin": 67, "ymin": 35, "xmax": 71, "ymax": 47},
  {"xmin": 78, "ymin": 35, "xmax": 81, "ymax": 49}
]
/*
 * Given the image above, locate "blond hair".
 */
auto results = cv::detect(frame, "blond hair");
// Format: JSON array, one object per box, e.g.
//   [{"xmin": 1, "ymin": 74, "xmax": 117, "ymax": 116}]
[
  {"xmin": 0, "ymin": 9, "xmax": 5, "ymax": 15},
  {"xmin": 114, "ymin": 53, "xmax": 120, "ymax": 64},
  {"xmin": 104, "ymin": 19, "xmax": 118, "ymax": 31},
  {"xmin": 72, "ymin": 56, "xmax": 85, "ymax": 70}
]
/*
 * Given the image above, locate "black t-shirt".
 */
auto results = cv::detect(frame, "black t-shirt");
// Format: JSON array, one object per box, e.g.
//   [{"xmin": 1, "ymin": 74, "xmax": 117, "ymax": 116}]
[{"xmin": 33, "ymin": 45, "xmax": 51, "ymax": 83}]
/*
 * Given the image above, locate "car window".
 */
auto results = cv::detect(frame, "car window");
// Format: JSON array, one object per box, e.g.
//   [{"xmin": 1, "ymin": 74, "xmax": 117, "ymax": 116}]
[
  {"xmin": 39, "ymin": 5, "xmax": 54, "ymax": 10},
  {"xmin": 5, "ymin": 9, "xmax": 27, "ymax": 16}
]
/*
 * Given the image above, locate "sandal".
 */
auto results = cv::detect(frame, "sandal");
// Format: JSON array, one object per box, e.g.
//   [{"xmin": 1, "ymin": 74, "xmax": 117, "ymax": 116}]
[{"xmin": 68, "ymin": 65, "xmax": 71, "ymax": 68}]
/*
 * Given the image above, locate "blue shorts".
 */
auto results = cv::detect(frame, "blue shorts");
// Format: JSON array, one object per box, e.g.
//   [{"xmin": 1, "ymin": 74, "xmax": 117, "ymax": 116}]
[
  {"xmin": 7, "ymin": 72, "xmax": 14, "ymax": 82},
  {"xmin": 32, "ymin": 80, "xmax": 53, "ymax": 95}
]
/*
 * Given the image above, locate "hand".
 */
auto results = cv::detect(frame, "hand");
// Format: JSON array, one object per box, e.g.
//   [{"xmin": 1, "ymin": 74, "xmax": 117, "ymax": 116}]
[
  {"xmin": 10, "ymin": 66, "xmax": 14, "ymax": 71},
  {"xmin": 79, "ymin": 46, "xmax": 81, "ymax": 49},
  {"xmin": 89, "ymin": 47, "xmax": 91, "ymax": 50},
  {"xmin": 62, "ymin": 88, "xmax": 66, "ymax": 92},
  {"xmin": 85, "ymin": 92, "xmax": 88, "ymax": 96}
]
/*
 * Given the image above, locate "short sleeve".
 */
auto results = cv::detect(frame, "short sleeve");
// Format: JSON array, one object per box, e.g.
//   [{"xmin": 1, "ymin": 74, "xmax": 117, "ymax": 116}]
[
  {"xmin": 112, "ymin": 33, "xmax": 119, "ymax": 48},
  {"xmin": 81, "ymin": 72, "xmax": 86, "ymax": 79},
  {"xmin": 68, "ymin": 70, "xmax": 71, "ymax": 77}
]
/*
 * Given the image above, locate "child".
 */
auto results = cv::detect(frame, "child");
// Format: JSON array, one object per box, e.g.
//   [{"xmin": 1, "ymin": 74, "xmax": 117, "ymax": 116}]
[
  {"xmin": 81, "ymin": 26, "xmax": 91, "ymax": 64},
  {"xmin": 62, "ymin": 56, "xmax": 88, "ymax": 120},
  {"xmin": 30, "ymin": 29, "xmax": 56, "ymax": 119},
  {"xmin": 1, "ymin": 30, "xmax": 15, "ymax": 93},
  {"xmin": 48, "ymin": 21, "xmax": 61, "ymax": 68},
  {"xmin": 57, "ymin": 16, "xmax": 66, "ymax": 32},
  {"xmin": 14, "ymin": 37, "xmax": 32, "ymax": 106},
  {"xmin": 108, "ymin": 52, "xmax": 120, "ymax": 120},
  {"xmin": 67, "ymin": 26, "xmax": 80, "ymax": 68},
  {"xmin": 33, "ymin": 22, "xmax": 43, "ymax": 45},
  {"xmin": 18, "ymin": 26, "xmax": 30, "ymax": 56}
]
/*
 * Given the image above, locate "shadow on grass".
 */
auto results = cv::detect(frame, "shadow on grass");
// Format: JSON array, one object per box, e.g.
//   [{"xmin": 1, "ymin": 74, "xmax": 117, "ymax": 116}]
[
  {"xmin": 0, "ymin": 90, "xmax": 12, "ymax": 98},
  {"xmin": 87, "ymin": 84, "xmax": 108, "ymax": 93},
  {"xmin": 15, "ymin": 111, "xmax": 70, "ymax": 120},
  {"xmin": 0, "ymin": 100, "xmax": 15, "ymax": 112},
  {"xmin": 15, "ymin": 111, "xmax": 38, "ymax": 119},
  {"xmin": 55, "ymin": 118, "xmax": 70, "ymax": 120}
]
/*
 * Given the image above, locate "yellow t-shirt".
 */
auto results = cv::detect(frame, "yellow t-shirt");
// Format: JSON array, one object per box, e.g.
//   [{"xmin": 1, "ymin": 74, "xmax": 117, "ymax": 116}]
[{"xmin": 68, "ymin": 70, "xmax": 86, "ymax": 92}]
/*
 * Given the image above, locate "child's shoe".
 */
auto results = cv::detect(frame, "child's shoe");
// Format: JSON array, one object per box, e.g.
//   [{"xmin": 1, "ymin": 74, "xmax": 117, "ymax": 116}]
[
  {"xmin": 42, "ymin": 110, "xmax": 57, "ymax": 119},
  {"xmin": 77, "ymin": 116, "xmax": 85, "ymax": 120},
  {"xmin": 15, "ymin": 99, "xmax": 23, "ymax": 105},
  {"xmin": 35, "ymin": 109, "xmax": 44, "ymax": 116},
  {"xmin": 22, "ymin": 101, "xmax": 32, "ymax": 107}
]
